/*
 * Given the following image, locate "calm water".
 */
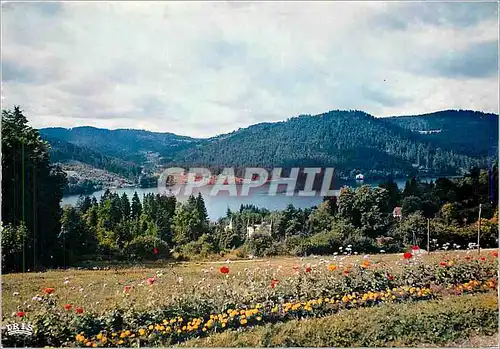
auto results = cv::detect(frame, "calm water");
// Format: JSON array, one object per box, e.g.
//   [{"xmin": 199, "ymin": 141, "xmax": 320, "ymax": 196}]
[{"xmin": 61, "ymin": 177, "xmax": 448, "ymax": 220}]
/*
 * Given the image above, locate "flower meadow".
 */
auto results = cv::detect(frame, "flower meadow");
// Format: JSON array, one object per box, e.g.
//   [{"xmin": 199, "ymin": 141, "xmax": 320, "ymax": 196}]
[{"xmin": 2, "ymin": 250, "xmax": 498, "ymax": 347}]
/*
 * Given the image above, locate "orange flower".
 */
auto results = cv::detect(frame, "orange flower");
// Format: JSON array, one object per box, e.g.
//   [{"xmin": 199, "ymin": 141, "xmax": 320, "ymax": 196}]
[
  {"xmin": 75, "ymin": 307, "xmax": 84, "ymax": 314},
  {"xmin": 327, "ymin": 264, "xmax": 337, "ymax": 271},
  {"xmin": 44, "ymin": 287, "xmax": 55, "ymax": 294},
  {"xmin": 447, "ymin": 260, "xmax": 455, "ymax": 267},
  {"xmin": 64, "ymin": 304, "xmax": 72, "ymax": 311},
  {"xmin": 219, "ymin": 266, "xmax": 230, "ymax": 274},
  {"xmin": 361, "ymin": 260, "xmax": 371, "ymax": 268}
]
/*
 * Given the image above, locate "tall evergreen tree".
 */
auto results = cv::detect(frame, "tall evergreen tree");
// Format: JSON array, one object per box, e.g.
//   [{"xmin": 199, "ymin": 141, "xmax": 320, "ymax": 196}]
[
  {"xmin": 2, "ymin": 106, "xmax": 67, "ymax": 271},
  {"xmin": 131, "ymin": 192, "xmax": 142, "ymax": 219}
]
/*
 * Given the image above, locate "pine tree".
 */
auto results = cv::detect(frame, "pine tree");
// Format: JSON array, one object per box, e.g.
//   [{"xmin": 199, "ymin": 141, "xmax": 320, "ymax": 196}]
[
  {"xmin": 131, "ymin": 192, "xmax": 142, "ymax": 219},
  {"xmin": 2, "ymin": 106, "xmax": 67, "ymax": 271}
]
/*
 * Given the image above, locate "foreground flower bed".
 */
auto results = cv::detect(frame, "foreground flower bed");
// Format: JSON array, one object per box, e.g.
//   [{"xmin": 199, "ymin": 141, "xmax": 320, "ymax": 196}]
[
  {"xmin": 73, "ymin": 279, "xmax": 497, "ymax": 347},
  {"xmin": 180, "ymin": 292, "xmax": 499, "ymax": 347},
  {"xmin": 2, "ymin": 252, "xmax": 498, "ymax": 347}
]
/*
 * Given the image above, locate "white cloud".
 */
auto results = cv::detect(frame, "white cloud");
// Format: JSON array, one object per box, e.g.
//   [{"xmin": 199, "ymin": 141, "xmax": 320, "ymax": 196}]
[{"xmin": 1, "ymin": 1, "xmax": 498, "ymax": 138}]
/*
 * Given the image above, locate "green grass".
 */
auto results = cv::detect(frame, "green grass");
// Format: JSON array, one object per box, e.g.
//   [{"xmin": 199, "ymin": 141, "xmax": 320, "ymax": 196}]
[{"xmin": 181, "ymin": 292, "xmax": 499, "ymax": 347}]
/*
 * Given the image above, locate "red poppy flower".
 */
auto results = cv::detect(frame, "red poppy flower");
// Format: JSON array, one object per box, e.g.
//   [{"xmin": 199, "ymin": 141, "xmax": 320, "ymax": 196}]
[
  {"xmin": 219, "ymin": 266, "xmax": 230, "ymax": 274},
  {"xmin": 440, "ymin": 261, "xmax": 447, "ymax": 267},
  {"xmin": 492, "ymin": 251, "xmax": 498, "ymax": 258},
  {"xmin": 305, "ymin": 267, "xmax": 312, "ymax": 273},
  {"xmin": 270, "ymin": 279, "xmax": 279, "ymax": 288},
  {"xmin": 387, "ymin": 274, "xmax": 395, "ymax": 281},
  {"xmin": 146, "ymin": 277, "xmax": 156, "ymax": 285},
  {"xmin": 411, "ymin": 245, "xmax": 420, "ymax": 251},
  {"xmin": 75, "ymin": 307, "xmax": 84, "ymax": 314},
  {"xmin": 465, "ymin": 256, "xmax": 471, "ymax": 260},
  {"xmin": 44, "ymin": 287, "xmax": 55, "ymax": 294},
  {"xmin": 403, "ymin": 252, "xmax": 413, "ymax": 259},
  {"xmin": 123, "ymin": 285, "xmax": 132, "ymax": 293},
  {"xmin": 343, "ymin": 270, "xmax": 350, "ymax": 276},
  {"xmin": 153, "ymin": 246, "xmax": 159, "ymax": 254},
  {"xmin": 64, "ymin": 304, "xmax": 72, "ymax": 311},
  {"xmin": 16, "ymin": 311, "xmax": 25, "ymax": 317},
  {"xmin": 480, "ymin": 257, "xmax": 486, "ymax": 262}
]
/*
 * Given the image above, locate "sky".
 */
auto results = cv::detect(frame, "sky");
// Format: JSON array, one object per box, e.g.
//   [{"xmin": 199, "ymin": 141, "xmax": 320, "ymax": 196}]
[{"xmin": 1, "ymin": 1, "xmax": 499, "ymax": 138}]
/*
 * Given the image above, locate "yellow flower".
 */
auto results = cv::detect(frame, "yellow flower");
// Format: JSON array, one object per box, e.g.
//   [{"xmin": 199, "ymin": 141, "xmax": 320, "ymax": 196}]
[
  {"xmin": 256, "ymin": 316, "xmax": 262, "ymax": 321},
  {"xmin": 138, "ymin": 329, "xmax": 146, "ymax": 336},
  {"xmin": 148, "ymin": 325, "xmax": 153, "ymax": 330},
  {"xmin": 221, "ymin": 323, "xmax": 226, "ymax": 328},
  {"xmin": 101, "ymin": 337, "xmax": 107, "ymax": 344},
  {"xmin": 240, "ymin": 319, "xmax": 248, "ymax": 325},
  {"xmin": 177, "ymin": 329, "xmax": 182, "ymax": 334},
  {"xmin": 92, "ymin": 343, "xmax": 97, "ymax": 348},
  {"xmin": 328, "ymin": 264, "xmax": 337, "ymax": 271},
  {"xmin": 117, "ymin": 340, "xmax": 124, "ymax": 345},
  {"xmin": 96, "ymin": 333, "xmax": 102, "ymax": 340}
]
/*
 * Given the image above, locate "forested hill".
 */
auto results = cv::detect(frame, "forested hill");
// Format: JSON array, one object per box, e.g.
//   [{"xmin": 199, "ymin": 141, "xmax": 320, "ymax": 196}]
[
  {"xmin": 40, "ymin": 126, "xmax": 201, "ymax": 164},
  {"xmin": 169, "ymin": 109, "xmax": 498, "ymax": 178},
  {"xmin": 383, "ymin": 110, "xmax": 498, "ymax": 158},
  {"xmin": 40, "ymin": 109, "xmax": 498, "ymax": 180},
  {"xmin": 43, "ymin": 135, "xmax": 142, "ymax": 180}
]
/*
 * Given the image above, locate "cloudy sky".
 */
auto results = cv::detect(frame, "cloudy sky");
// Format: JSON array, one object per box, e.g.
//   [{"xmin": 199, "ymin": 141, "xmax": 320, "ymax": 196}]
[{"xmin": 1, "ymin": 1, "xmax": 498, "ymax": 138}]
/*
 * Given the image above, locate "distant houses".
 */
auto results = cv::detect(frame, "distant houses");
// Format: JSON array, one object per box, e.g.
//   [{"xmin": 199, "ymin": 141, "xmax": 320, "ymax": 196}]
[
  {"xmin": 247, "ymin": 222, "xmax": 272, "ymax": 238},
  {"xmin": 224, "ymin": 218, "xmax": 272, "ymax": 238}
]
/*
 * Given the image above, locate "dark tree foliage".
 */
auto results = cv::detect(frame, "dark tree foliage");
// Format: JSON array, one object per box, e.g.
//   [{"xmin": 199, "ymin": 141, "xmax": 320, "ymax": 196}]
[{"xmin": 2, "ymin": 107, "xmax": 67, "ymax": 272}]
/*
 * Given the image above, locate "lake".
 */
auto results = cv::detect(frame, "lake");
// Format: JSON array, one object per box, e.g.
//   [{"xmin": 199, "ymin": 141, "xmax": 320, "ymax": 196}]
[{"xmin": 61, "ymin": 176, "xmax": 450, "ymax": 220}]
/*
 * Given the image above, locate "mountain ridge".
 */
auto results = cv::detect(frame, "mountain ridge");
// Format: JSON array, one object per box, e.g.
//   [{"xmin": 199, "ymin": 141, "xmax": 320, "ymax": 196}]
[{"xmin": 40, "ymin": 109, "xmax": 498, "ymax": 181}]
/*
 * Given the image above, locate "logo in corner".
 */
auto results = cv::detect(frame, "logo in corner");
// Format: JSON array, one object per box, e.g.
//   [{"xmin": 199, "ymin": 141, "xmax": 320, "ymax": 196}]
[{"xmin": 2, "ymin": 322, "xmax": 33, "ymax": 337}]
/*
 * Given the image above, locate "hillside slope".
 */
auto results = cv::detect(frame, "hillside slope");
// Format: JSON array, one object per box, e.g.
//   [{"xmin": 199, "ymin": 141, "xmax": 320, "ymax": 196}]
[{"xmin": 169, "ymin": 110, "xmax": 497, "ymax": 178}]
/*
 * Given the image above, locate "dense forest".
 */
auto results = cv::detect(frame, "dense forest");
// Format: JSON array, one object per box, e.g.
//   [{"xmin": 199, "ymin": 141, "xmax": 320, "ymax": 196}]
[
  {"xmin": 2, "ymin": 107, "xmax": 498, "ymax": 272},
  {"xmin": 385, "ymin": 110, "xmax": 498, "ymax": 158},
  {"xmin": 40, "ymin": 126, "xmax": 200, "ymax": 164},
  {"xmin": 172, "ymin": 110, "xmax": 497, "ymax": 178},
  {"xmin": 44, "ymin": 135, "xmax": 142, "ymax": 180},
  {"xmin": 40, "ymin": 109, "xmax": 498, "ymax": 184}
]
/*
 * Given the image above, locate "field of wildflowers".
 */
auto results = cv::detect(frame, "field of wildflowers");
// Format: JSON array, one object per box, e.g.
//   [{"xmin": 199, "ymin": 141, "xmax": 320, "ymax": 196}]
[{"xmin": 2, "ymin": 249, "xmax": 498, "ymax": 347}]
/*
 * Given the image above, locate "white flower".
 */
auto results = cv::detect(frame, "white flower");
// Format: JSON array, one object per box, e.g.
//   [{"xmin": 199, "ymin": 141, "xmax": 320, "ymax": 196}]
[
  {"xmin": 64, "ymin": 280, "xmax": 70, "ymax": 285},
  {"xmin": 380, "ymin": 250, "xmax": 385, "ymax": 253},
  {"xmin": 13, "ymin": 292, "xmax": 19, "ymax": 296},
  {"xmin": 333, "ymin": 252, "xmax": 338, "ymax": 256}
]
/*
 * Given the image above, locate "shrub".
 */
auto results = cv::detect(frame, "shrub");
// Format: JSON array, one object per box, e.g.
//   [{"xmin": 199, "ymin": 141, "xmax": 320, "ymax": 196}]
[
  {"xmin": 123, "ymin": 236, "xmax": 170, "ymax": 260},
  {"xmin": 245, "ymin": 233, "xmax": 274, "ymax": 257}
]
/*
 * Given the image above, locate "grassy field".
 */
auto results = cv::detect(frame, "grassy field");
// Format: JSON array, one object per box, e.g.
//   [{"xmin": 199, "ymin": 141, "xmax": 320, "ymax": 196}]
[
  {"xmin": 3, "ymin": 249, "xmax": 496, "ymax": 315},
  {"xmin": 1, "ymin": 249, "xmax": 498, "ymax": 347}
]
